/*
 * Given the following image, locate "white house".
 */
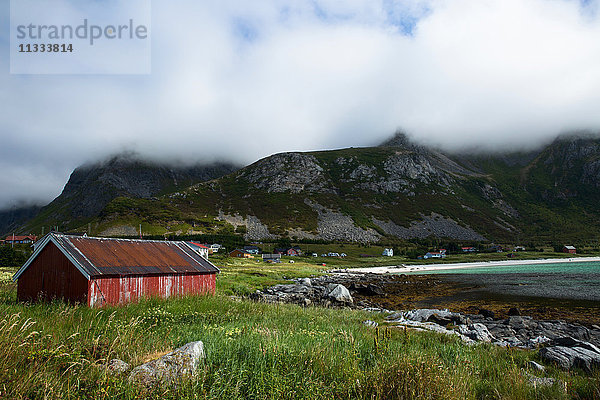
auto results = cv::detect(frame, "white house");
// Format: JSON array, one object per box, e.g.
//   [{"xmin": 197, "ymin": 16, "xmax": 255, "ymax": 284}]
[
  {"xmin": 382, "ymin": 248, "xmax": 394, "ymax": 257},
  {"xmin": 187, "ymin": 242, "xmax": 210, "ymax": 260}
]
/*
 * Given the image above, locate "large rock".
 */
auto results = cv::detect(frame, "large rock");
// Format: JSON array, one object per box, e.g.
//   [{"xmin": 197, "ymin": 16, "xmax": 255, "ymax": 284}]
[
  {"xmin": 393, "ymin": 319, "xmax": 475, "ymax": 344},
  {"xmin": 129, "ymin": 341, "xmax": 205, "ymax": 386},
  {"xmin": 350, "ymin": 283, "xmax": 384, "ymax": 296},
  {"xmin": 328, "ymin": 284, "xmax": 353, "ymax": 304},
  {"xmin": 540, "ymin": 339, "xmax": 600, "ymax": 372},
  {"xmin": 268, "ymin": 284, "xmax": 312, "ymax": 295},
  {"xmin": 506, "ymin": 316, "xmax": 528, "ymax": 330},
  {"xmin": 457, "ymin": 323, "xmax": 495, "ymax": 343},
  {"xmin": 298, "ymin": 278, "xmax": 312, "ymax": 287},
  {"xmin": 403, "ymin": 309, "xmax": 466, "ymax": 325}
]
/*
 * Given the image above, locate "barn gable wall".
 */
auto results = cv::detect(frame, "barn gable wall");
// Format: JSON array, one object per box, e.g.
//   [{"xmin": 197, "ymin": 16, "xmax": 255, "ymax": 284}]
[
  {"xmin": 89, "ymin": 273, "xmax": 216, "ymax": 307},
  {"xmin": 17, "ymin": 242, "xmax": 88, "ymax": 303}
]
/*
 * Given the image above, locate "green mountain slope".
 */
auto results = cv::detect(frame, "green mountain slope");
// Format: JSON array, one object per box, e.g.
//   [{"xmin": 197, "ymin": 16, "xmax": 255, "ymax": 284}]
[
  {"xmin": 449, "ymin": 134, "xmax": 600, "ymax": 243},
  {"xmin": 15, "ymin": 133, "xmax": 600, "ymax": 244}
]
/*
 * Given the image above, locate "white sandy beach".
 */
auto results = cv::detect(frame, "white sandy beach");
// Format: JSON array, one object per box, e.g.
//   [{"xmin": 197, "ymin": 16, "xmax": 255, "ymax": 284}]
[{"xmin": 340, "ymin": 256, "xmax": 600, "ymax": 275}]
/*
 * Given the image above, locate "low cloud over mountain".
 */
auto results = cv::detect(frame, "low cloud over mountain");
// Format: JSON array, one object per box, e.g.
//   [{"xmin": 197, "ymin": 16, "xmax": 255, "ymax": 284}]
[{"xmin": 1, "ymin": 0, "xmax": 600, "ymax": 208}]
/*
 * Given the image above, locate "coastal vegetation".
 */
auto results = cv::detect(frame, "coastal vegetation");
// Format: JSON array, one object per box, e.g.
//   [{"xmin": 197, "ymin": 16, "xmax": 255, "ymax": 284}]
[{"xmin": 1, "ymin": 260, "xmax": 599, "ymax": 399}]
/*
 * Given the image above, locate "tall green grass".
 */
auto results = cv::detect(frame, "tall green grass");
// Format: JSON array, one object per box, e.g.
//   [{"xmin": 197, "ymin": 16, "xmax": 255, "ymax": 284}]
[{"xmin": 0, "ymin": 292, "xmax": 597, "ymax": 399}]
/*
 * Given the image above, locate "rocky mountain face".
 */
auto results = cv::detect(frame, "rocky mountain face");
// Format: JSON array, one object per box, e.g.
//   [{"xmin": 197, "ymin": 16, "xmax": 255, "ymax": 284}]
[
  {"xmin": 57, "ymin": 153, "xmax": 238, "ymax": 219},
  {"xmin": 241, "ymin": 153, "xmax": 335, "ymax": 194},
  {"xmin": 16, "ymin": 153, "xmax": 239, "ymax": 234},
  {"xmin": 525, "ymin": 135, "xmax": 600, "ymax": 200},
  {"xmin": 239, "ymin": 135, "xmax": 478, "ymax": 196},
  {"xmin": 12, "ymin": 132, "xmax": 600, "ymax": 243},
  {"xmin": 186, "ymin": 132, "xmax": 600, "ymax": 243}
]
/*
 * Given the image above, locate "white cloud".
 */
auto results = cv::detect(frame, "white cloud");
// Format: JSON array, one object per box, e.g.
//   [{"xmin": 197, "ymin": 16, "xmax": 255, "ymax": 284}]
[{"xmin": 1, "ymin": 0, "xmax": 600, "ymax": 208}]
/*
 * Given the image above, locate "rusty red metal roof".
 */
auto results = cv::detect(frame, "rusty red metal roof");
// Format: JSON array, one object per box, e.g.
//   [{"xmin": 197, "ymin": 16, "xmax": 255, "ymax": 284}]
[
  {"xmin": 188, "ymin": 241, "xmax": 210, "ymax": 249},
  {"xmin": 5, "ymin": 235, "xmax": 37, "ymax": 242},
  {"xmin": 14, "ymin": 233, "xmax": 219, "ymax": 280}
]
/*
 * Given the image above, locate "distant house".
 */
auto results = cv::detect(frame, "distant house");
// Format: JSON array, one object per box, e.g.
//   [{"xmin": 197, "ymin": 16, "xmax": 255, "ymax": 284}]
[
  {"xmin": 243, "ymin": 245, "xmax": 260, "ymax": 255},
  {"xmin": 210, "ymin": 244, "xmax": 222, "ymax": 253},
  {"xmin": 461, "ymin": 247, "xmax": 476, "ymax": 253},
  {"xmin": 489, "ymin": 245, "xmax": 504, "ymax": 253},
  {"xmin": 287, "ymin": 248, "xmax": 300, "ymax": 256},
  {"xmin": 13, "ymin": 233, "xmax": 218, "ymax": 307},
  {"xmin": 262, "ymin": 253, "xmax": 281, "ymax": 263},
  {"xmin": 274, "ymin": 247, "xmax": 301, "ymax": 256},
  {"xmin": 513, "ymin": 246, "xmax": 526, "ymax": 252},
  {"xmin": 5, "ymin": 235, "xmax": 37, "ymax": 245},
  {"xmin": 229, "ymin": 249, "xmax": 254, "ymax": 258},
  {"xmin": 439, "ymin": 249, "xmax": 447, "ymax": 255},
  {"xmin": 382, "ymin": 248, "xmax": 394, "ymax": 257},
  {"xmin": 187, "ymin": 242, "xmax": 210, "ymax": 260},
  {"xmin": 563, "ymin": 245, "xmax": 577, "ymax": 254},
  {"xmin": 424, "ymin": 252, "xmax": 446, "ymax": 259}
]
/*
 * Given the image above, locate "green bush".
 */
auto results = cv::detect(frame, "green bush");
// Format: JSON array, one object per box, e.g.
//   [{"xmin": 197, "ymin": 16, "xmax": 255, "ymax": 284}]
[{"xmin": 0, "ymin": 245, "xmax": 30, "ymax": 269}]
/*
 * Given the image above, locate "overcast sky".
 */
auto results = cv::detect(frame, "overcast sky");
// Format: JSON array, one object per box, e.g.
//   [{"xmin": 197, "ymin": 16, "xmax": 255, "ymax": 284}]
[{"xmin": 1, "ymin": 0, "xmax": 600, "ymax": 209}]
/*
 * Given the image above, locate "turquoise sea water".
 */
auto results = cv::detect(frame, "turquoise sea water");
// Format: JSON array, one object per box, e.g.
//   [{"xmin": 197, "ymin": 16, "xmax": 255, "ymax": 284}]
[
  {"xmin": 408, "ymin": 261, "xmax": 600, "ymax": 275},
  {"xmin": 407, "ymin": 261, "xmax": 600, "ymax": 302}
]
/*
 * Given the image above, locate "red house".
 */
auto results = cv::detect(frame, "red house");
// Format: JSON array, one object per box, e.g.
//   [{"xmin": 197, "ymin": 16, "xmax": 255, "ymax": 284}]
[
  {"xmin": 274, "ymin": 247, "xmax": 302, "ymax": 256},
  {"xmin": 13, "ymin": 233, "xmax": 219, "ymax": 307},
  {"xmin": 5, "ymin": 235, "xmax": 37, "ymax": 244},
  {"xmin": 562, "ymin": 245, "xmax": 577, "ymax": 254}
]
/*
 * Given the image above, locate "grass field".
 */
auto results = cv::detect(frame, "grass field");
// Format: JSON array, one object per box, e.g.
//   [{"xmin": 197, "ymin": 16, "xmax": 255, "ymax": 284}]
[
  {"xmin": 0, "ymin": 256, "xmax": 599, "ymax": 399},
  {"xmin": 1, "ymin": 291, "xmax": 599, "ymax": 399}
]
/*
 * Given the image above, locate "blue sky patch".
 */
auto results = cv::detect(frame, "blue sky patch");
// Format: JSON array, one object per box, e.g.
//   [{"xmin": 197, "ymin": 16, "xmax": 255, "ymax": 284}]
[{"xmin": 233, "ymin": 17, "xmax": 258, "ymax": 43}]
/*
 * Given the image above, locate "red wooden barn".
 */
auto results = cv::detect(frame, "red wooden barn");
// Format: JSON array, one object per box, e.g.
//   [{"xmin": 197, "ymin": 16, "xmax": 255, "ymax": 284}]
[{"xmin": 13, "ymin": 233, "xmax": 219, "ymax": 307}]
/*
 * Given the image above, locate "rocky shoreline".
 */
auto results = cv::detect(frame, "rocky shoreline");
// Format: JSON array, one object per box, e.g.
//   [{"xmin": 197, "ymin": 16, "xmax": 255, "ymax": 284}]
[
  {"xmin": 253, "ymin": 272, "xmax": 600, "ymax": 325},
  {"xmin": 382, "ymin": 308, "xmax": 600, "ymax": 372},
  {"xmin": 250, "ymin": 272, "xmax": 600, "ymax": 373}
]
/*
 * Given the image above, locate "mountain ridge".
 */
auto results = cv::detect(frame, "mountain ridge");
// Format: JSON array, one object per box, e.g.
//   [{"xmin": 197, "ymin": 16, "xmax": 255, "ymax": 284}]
[
  {"xmin": 9, "ymin": 132, "xmax": 600, "ymax": 244},
  {"xmin": 13, "ymin": 152, "xmax": 239, "ymax": 235}
]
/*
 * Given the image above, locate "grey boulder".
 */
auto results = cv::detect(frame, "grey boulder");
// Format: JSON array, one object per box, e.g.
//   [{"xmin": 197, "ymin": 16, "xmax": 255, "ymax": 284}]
[
  {"xmin": 328, "ymin": 284, "xmax": 353, "ymax": 304},
  {"xmin": 457, "ymin": 323, "xmax": 495, "ymax": 343},
  {"xmin": 129, "ymin": 341, "xmax": 205, "ymax": 386},
  {"xmin": 540, "ymin": 339, "xmax": 600, "ymax": 373},
  {"xmin": 298, "ymin": 278, "xmax": 312, "ymax": 286},
  {"xmin": 403, "ymin": 309, "xmax": 466, "ymax": 325}
]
